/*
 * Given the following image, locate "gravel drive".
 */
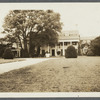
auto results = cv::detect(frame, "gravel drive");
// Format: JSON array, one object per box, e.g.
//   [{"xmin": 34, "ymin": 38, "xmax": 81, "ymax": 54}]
[{"xmin": 0, "ymin": 58, "xmax": 57, "ymax": 74}]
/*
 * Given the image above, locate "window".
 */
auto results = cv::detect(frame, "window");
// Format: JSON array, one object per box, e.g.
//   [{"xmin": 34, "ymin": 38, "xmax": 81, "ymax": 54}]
[
  {"xmin": 64, "ymin": 42, "xmax": 70, "ymax": 46},
  {"xmin": 64, "ymin": 42, "xmax": 67, "ymax": 46},
  {"xmin": 72, "ymin": 42, "xmax": 77, "ymax": 45},
  {"xmin": 60, "ymin": 42, "xmax": 63, "ymax": 46}
]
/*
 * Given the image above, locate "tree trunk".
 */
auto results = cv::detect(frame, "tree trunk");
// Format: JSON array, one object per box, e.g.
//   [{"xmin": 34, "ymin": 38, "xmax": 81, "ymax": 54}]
[
  {"xmin": 29, "ymin": 44, "xmax": 35, "ymax": 57},
  {"xmin": 37, "ymin": 46, "xmax": 40, "ymax": 57},
  {"xmin": 29, "ymin": 32, "xmax": 36, "ymax": 57},
  {"xmin": 23, "ymin": 39, "xmax": 29, "ymax": 57}
]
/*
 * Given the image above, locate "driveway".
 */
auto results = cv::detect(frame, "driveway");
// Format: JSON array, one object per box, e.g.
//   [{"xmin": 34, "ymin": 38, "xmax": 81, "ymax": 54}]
[{"xmin": 0, "ymin": 58, "xmax": 57, "ymax": 74}]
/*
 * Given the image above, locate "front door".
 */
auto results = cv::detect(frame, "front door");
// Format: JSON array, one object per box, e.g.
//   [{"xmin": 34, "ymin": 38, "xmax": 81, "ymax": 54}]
[
  {"xmin": 42, "ymin": 50, "xmax": 45, "ymax": 56},
  {"xmin": 52, "ymin": 49, "xmax": 55, "ymax": 56}
]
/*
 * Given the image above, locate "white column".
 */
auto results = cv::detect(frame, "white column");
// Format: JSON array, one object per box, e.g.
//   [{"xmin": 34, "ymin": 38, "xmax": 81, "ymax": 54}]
[
  {"xmin": 48, "ymin": 44, "xmax": 49, "ymax": 52},
  {"xmin": 63, "ymin": 42, "xmax": 64, "ymax": 56},
  {"xmin": 19, "ymin": 50, "xmax": 20, "ymax": 57},
  {"xmin": 70, "ymin": 41, "xmax": 72, "ymax": 45},
  {"xmin": 40, "ymin": 47, "xmax": 42, "ymax": 54}
]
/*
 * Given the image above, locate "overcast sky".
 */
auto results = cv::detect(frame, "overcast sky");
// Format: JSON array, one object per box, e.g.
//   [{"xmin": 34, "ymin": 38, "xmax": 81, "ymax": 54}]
[{"xmin": 0, "ymin": 3, "xmax": 100, "ymax": 38}]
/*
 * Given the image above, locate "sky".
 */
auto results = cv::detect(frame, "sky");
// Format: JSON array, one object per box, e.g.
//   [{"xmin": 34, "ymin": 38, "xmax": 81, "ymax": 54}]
[{"xmin": 0, "ymin": 3, "xmax": 100, "ymax": 38}]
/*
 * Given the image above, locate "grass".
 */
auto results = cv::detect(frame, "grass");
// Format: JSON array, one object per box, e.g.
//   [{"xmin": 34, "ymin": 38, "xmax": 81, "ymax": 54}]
[
  {"xmin": 0, "ymin": 56, "xmax": 100, "ymax": 92},
  {"xmin": 0, "ymin": 58, "xmax": 25, "ymax": 64}
]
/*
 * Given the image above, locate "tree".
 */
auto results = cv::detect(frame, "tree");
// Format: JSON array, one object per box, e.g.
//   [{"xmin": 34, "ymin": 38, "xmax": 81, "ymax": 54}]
[
  {"xmin": 3, "ymin": 10, "xmax": 62, "ymax": 57},
  {"xmin": 3, "ymin": 10, "xmax": 36, "ymax": 57},
  {"xmin": 29, "ymin": 10, "xmax": 62, "ymax": 57},
  {"xmin": 90, "ymin": 36, "xmax": 100, "ymax": 56}
]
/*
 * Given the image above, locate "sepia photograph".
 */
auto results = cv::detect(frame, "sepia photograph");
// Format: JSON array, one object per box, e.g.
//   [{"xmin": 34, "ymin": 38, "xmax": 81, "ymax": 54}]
[{"xmin": 0, "ymin": 2, "xmax": 100, "ymax": 97}]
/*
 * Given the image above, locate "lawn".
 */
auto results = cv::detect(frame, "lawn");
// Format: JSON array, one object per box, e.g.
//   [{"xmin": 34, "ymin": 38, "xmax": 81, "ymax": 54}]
[
  {"xmin": 0, "ymin": 56, "xmax": 100, "ymax": 92},
  {"xmin": 0, "ymin": 58, "xmax": 25, "ymax": 64}
]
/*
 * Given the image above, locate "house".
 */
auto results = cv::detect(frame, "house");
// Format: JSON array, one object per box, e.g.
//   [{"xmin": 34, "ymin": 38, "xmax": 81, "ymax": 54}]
[
  {"xmin": 40, "ymin": 30, "xmax": 80, "ymax": 57},
  {"xmin": 9, "ymin": 30, "xmax": 80, "ymax": 57}
]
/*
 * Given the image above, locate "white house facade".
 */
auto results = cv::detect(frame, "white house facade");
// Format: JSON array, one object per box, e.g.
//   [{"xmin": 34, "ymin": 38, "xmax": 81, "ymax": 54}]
[{"xmin": 40, "ymin": 30, "xmax": 80, "ymax": 57}]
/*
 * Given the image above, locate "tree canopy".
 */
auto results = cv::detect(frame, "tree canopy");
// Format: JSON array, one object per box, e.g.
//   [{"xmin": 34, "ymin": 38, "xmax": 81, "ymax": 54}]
[
  {"xmin": 90, "ymin": 36, "xmax": 100, "ymax": 56},
  {"xmin": 3, "ymin": 10, "xmax": 62, "ymax": 57}
]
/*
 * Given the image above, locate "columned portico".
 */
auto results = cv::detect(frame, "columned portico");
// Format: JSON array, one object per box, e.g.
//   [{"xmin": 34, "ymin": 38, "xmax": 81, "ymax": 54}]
[
  {"xmin": 40, "ymin": 30, "xmax": 80, "ymax": 57},
  {"xmin": 58, "ymin": 39, "xmax": 79, "ymax": 56}
]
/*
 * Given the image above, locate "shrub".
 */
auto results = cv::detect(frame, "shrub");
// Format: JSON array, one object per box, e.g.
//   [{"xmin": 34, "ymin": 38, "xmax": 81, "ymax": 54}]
[
  {"xmin": 65, "ymin": 46, "xmax": 77, "ymax": 58},
  {"xmin": 57, "ymin": 51, "xmax": 60, "ymax": 55},
  {"xmin": 87, "ymin": 50, "xmax": 94, "ymax": 56},
  {"xmin": 45, "ymin": 51, "xmax": 50, "ymax": 54},
  {"xmin": 3, "ymin": 48, "xmax": 14, "ymax": 59},
  {"xmin": 0, "ymin": 44, "xmax": 6, "ymax": 57}
]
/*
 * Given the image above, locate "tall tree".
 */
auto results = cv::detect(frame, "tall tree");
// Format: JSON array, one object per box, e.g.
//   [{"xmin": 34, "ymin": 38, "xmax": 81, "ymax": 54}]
[
  {"xmin": 29, "ymin": 10, "xmax": 62, "ymax": 56},
  {"xmin": 3, "ymin": 10, "xmax": 62, "ymax": 57}
]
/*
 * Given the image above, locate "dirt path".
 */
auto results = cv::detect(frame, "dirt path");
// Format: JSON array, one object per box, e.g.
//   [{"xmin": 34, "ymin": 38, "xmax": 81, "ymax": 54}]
[{"xmin": 0, "ymin": 56, "xmax": 100, "ymax": 92}]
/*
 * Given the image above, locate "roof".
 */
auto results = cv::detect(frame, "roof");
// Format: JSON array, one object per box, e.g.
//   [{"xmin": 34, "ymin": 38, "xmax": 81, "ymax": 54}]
[
  {"xmin": 80, "ymin": 36, "xmax": 96, "ymax": 40},
  {"xmin": 58, "ymin": 30, "xmax": 80, "ymax": 40}
]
